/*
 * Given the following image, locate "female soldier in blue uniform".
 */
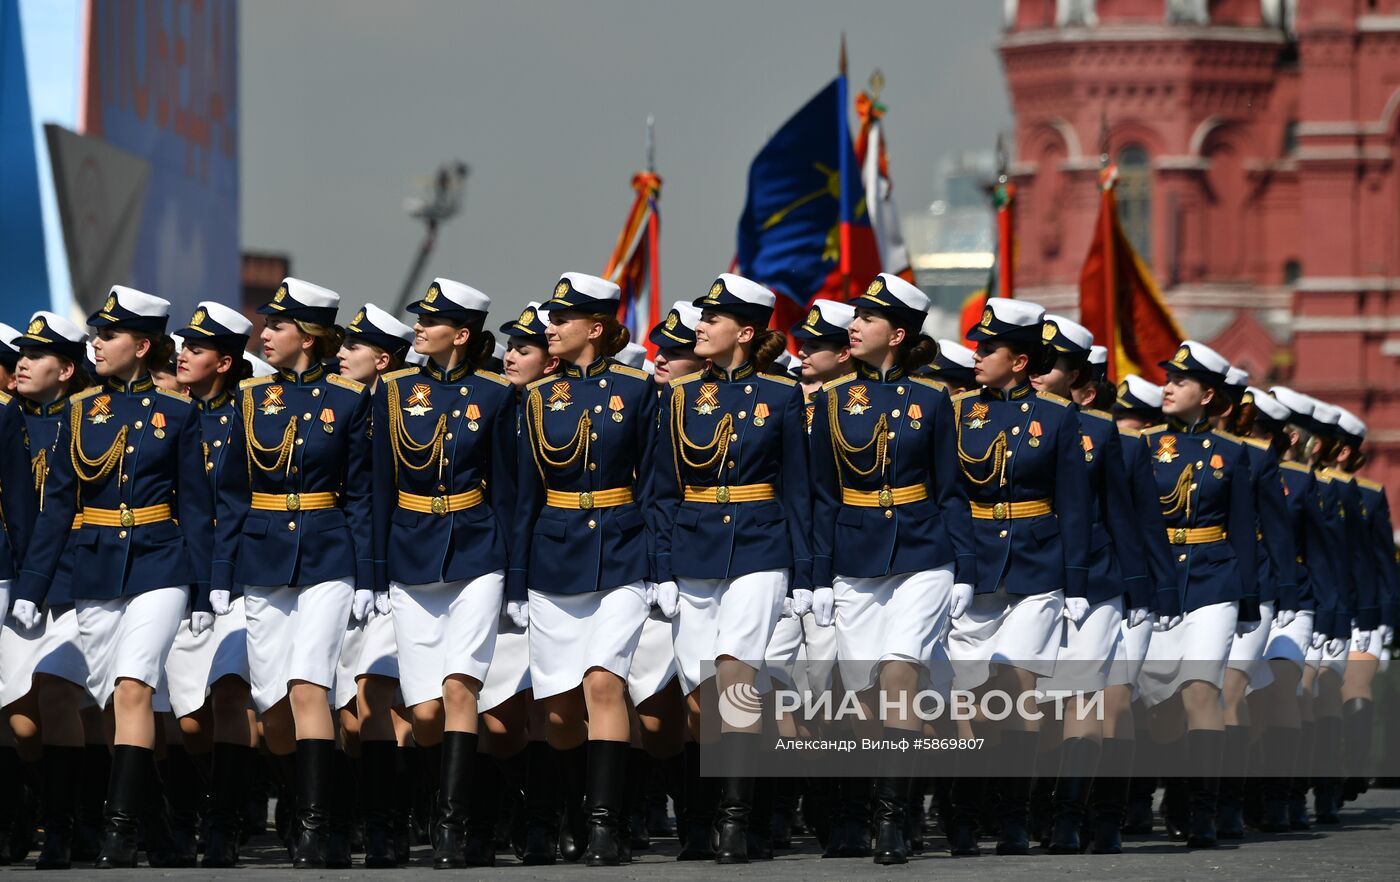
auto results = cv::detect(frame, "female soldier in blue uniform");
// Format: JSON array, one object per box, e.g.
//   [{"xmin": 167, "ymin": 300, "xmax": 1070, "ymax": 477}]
[
  {"xmin": 15, "ymin": 287, "xmax": 212, "ymax": 868},
  {"xmin": 1139, "ymin": 340, "xmax": 1259, "ymax": 849},
  {"xmin": 510, "ymin": 273, "xmax": 658, "ymax": 866},
  {"xmin": 652, "ymin": 273, "xmax": 811, "ymax": 864},
  {"xmin": 211, "ymin": 278, "xmax": 374, "ymax": 868},
  {"xmin": 945, "ymin": 297, "xmax": 1092, "ymax": 857},
  {"xmin": 1029, "ymin": 315, "xmax": 1148, "ymax": 854},
  {"xmin": 808, "ymin": 274, "xmax": 976, "ymax": 864},
  {"xmin": 163, "ymin": 302, "xmax": 259, "ymax": 868},
  {"xmin": 372, "ymin": 279, "xmax": 515, "ymax": 868}
]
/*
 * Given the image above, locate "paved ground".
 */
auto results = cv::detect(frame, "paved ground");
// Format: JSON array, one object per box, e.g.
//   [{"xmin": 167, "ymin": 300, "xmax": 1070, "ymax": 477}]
[{"xmin": 3, "ymin": 788, "xmax": 1397, "ymax": 880}]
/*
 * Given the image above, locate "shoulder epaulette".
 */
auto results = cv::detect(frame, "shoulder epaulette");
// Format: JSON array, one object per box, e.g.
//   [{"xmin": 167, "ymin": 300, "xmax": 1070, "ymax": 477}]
[
  {"xmin": 1279, "ymin": 460, "xmax": 1311, "ymax": 474},
  {"xmin": 1143, "ymin": 424, "xmax": 1168, "ymax": 435},
  {"xmin": 526, "ymin": 374, "xmax": 557, "ymax": 392},
  {"xmin": 475, "ymin": 369, "xmax": 511, "ymax": 387},
  {"xmin": 156, "ymin": 387, "xmax": 192, "ymax": 404},
  {"xmin": 0, "ymin": 390, "xmax": 10, "ymax": 406},
  {"xmin": 1212, "ymin": 430, "xmax": 1245, "ymax": 447},
  {"xmin": 1036, "ymin": 391, "xmax": 1071, "ymax": 406},
  {"xmin": 239, "ymin": 376, "xmax": 274, "ymax": 391},
  {"xmin": 909, "ymin": 376, "xmax": 945, "ymax": 391},
  {"xmin": 325, "ymin": 373, "xmax": 365, "ymax": 393},
  {"xmin": 1242, "ymin": 435, "xmax": 1271, "ymax": 451},
  {"xmin": 1357, "ymin": 477, "xmax": 1383, "ymax": 492},
  {"xmin": 822, "ymin": 375, "xmax": 857, "ymax": 392},
  {"xmin": 72, "ymin": 386, "xmax": 102, "ymax": 402},
  {"xmin": 759, "ymin": 371, "xmax": 797, "ymax": 386},
  {"xmin": 953, "ymin": 389, "xmax": 981, "ymax": 403},
  {"xmin": 381, "ymin": 367, "xmax": 420, "ymax": 383},
  {"xmin": 1118, "ymin": 426, "xmax": 1142, "ymax": 438},
  {"xmin": 608, "ymin": 364, "xmax": 650, "ymax": 381},
  {"xmin": 1079, "ymin": 407, "xmax": 1113, "ymax": 422},
  {"xmin": 668, "ymin": 370, "xmax": 705, "ymax": 388}
]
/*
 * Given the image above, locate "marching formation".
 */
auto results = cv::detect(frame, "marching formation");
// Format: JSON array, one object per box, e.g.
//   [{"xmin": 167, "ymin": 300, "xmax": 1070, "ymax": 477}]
[{"xmin": 0, "ymin": 271, "xmax": 1393, "ymax": 870}]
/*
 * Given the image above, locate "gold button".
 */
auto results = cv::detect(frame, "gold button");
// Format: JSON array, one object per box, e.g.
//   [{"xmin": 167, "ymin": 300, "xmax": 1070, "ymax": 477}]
[
  {"xmin": 220, "ymin": 416, "xmax": 229, "ymax": 425},
  {"xmin": 1021, "ymin": 402, "xmax": 1030, "ymax": 412},
  {"xmin": 599, "ymin": 379, "xmax": 608, "ymax": 388},
  {"xmin": 445, "ymin": 433, "xmax": 453, "ymax": 441},
  {"xmin": 290, "ymin": 466, "xmax": 299, "ymax": 474},
  {"xmin": 205, "ymin": 462, "xmax": 214, "ymax": 471},
  {"xmin": 303, "ymin": 413, "xmax": 312, "ymax": 421},
  {"xmin": 1006, "ymin": 451, "xmax": 1013, "ymax": 458},
  {"xmin": 589, "ymin": 462, "xmax": 597, "ymax": 471},
  {"xmin": 891, "ymin": 409, "xmax": 901, "ymax": 418},
  {"xmin": 744, "ymin": 385, "xmax": 753, "ymax": 393},
  {"xmin": 118, "ymin": 530, "xmax": 127, "ymax": 539},
  {"xmin": 594, "ymin": 405, "xmax": 603, "ymax": 413},
  {"xmin": 727, "ymin": 461, "xmax": 736, "ymax": 469},
  {"xmin": 125, "ymin": 446, "xmax": 135, "ymax": 454},
  {"xmin": 1178, "ymin": 553, "xmax": 1187, "ymax": 562},
  {"xmin": 118, "ymin": 502, "xmax": 129, "ymax": 510},
  {"xmin": 295, "ymin": 438, "xmax": 304, "ymax": 446},
  {"xmin": 452, "ymin": 410, "xmax": 461, "ymax": 418},
  {"xmin": 999, "ymin": 529, "xmax": 1008, "ymax": 538},
  {"xmin": 884, "ymin": 510, "xmax": 893, "ymax": 519},
  {"xmin": 288, "ymin": 522, "xmax": 297, "ymax": 531},
  {"xmin": 312, "ymin": 388, "xmax": 321, "ymax": 397},
  {"xmin": 212, "ymin": 440, "xmax": 222, "ymax": 448},
  {"xmin": 897, "ymin": 387, "xmax": 905, "ymax": 395},
  {"xmin": 1190, "ymin": 483, "xmax": 1198, "ymax": 491},
  {"xmin": 587, "ymin": 519, "xmax": 597, "ymax": 529},
  {"xmin": 1011, "ymin": 426, "xmax": 1020, "ymax": 435},
  {"xmin": 738, "ymin": 411, "xmax": 747, "ymax": 420},
  {"xmin": 121, "ymin": 474, "xmax": 129, "ymax": 483},
  {"xmin": 722, "ymin": 515, "xmax": 732, "ymax": 524},
  {"xmin": 729, "ymin": 433, "xmax": 739, "ymax": 442},
  {"xmin": 887, "ymin": 431, "xmax": 896, "ymax": 440},
  {"xmin": 1202, "ymin": 439, "xmax": 1211, "ymax": 448},
  {"xmin": 460, "ymin": 387, "xmax": 468, "ymax": 395},
  {"xmin": 438, "ymin": 484, "xmax": 447, "ymax": 491},
  {"xmin": 134, "ymin": 421, "xmax": 143, "ymax": 429},
  {"xmin": 589, "ymin": 432, "xmax": 598, "ymax": 441},
  {"xmin": 1196, "ymin": 460, "xmax": 1204, "ymax": 469}
]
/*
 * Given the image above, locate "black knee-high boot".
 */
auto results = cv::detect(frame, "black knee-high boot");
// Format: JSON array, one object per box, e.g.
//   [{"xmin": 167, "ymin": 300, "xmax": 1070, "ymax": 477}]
[
  {"xmin": 73, "ymin": 744, "xmax": 110, "ymax": 863},
  {"xmin": 583, "ymin": 740, "xmax": 629, "ymax": 866},
  {"xmin": 1049, "ymin": 737, "xmax": 1100, "ymax": 854},
  {"xmin": 36, "ymin": 746, "xmax": 83, "ymax": 869},
  {"xmin": 461, "ymin": 749, "xmax": 499, "ymax": 867},
  {"xmin": 159, "ymin": 745, "xmax": 204, "ymax": 867},
  {"xmin": 1312, "ymin": 715, "xmax": 1342, "ymax": 824},
  {"xmin": 747, "ymin": 775, "xmax": 775, "ymax": 861},
  {"xmin": 946, "ymin": 776, "xmax": 984, "ymax": 856},
  {"xmin": 96, "ymin": 745, "xmax": 153, "ymax": 868},
  {"xmin": 1342, "ymin": 697, "xmax": 1374, "ymax": 800},
  {"xmin": 677, "ymin": 742, "xmax": 716, "ymax": 861},
  {"xmin": 904, "ymin": 778, "xmax": 927, "ymax": 853},
  {"xmin": 392, "ymin": 746, "xmax": 414, "ymax": 861},
  {"xmin": 714, "ymin": 733, "xmax": 762, "ymax": 865},
  {"xmin": 994, "ymin": 730, "xmax": 1037, "ymax": 855},
  {"xmin": 1088, "ymin": 738, "xmax": 1133, "ymax": 853},
  {"xmin": 556, "ymin": 743, "xmax": 588, "ymax": 862},
  {"xmin": 522, "ymin": 742, "xmax": 559, "ymax": 865},
  {"xmin": 290, "ymin": 739, "xmax": 336, "ymax": 868},
  {"xmin": 1030, "ymin": 743, "xmax": 1061, "ymax": 847},
  {"xmin": 626, "ymin": 748, "xmax": 652, "ymax": 854},
  {"xmin": 322, "ymin": 748, "xmax": 354, "ymax": 869},
  {"xmin": 1289, "ymin": 719, "xmax": 1314, "ymax": 830},
  {"xmin": 0, "ymin": 746, "xmax": 18, "ymax": 867},
  {"xmin": 359, "ymin": 741, "xmax": 398, "ymax": 868},
  {"xmin": 432, "ymin": 732, "xmax": 476, "ymax": 868},
  {"xmin": 268, "ymin": 751, "xmax": 296, "ymax": 859},
  {"xmin": 1215, "ymin": 725, "xmax": 1250, "ymax": 839},
  {"xmin": 1258, "ymin": 726, "xmax": 1299, "ymax": 832},
  {"xmin": 414, "ymin": 742, "xmax": 441, "ymax": 848},
  {"xmin": 1185, "ymin": 728, "xmax": 1223, "ymax": 848},
  {"xmin": 497, "ymin": 748, "xmax": 528, "ymax": 861},
  {"xmin": 202, "ymin": 743, "xmax": 252, "ymax": 868}
]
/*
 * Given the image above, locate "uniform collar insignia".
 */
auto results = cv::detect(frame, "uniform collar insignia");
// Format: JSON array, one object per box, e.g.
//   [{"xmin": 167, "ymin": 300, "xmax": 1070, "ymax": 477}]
[
  {"xmin": 855, "ymin": 361, "xmax": 905, "ymax": 383},
  {"xmin": 705, "ymin": 362, "xmax": 756, "ymax": 382},
  {"xmin": 19, "ymin": 396, "xmax": 68, "ymax": 417},
  {"xmin": 425, "ymin": 358, "xmax": 471, "ymax": 383},
  {"xmin": 198, "ymin": 390, "xmax": 232, "ymax": 413},
  {"xmin": 106, "ymin": 374, "xmax": 156, "ymax": 396},
  {"xmin": 563, "ymin": 356, "xmax": 611, "ymax": 379},
  {"xmin": 984, "ymin": 382, "xmax": 1033, "ymax": 401},
  {"xmin": 277, "ymin": 362, "xmax": 326, "ymax": 386},
  {"xmin": 1167, "ymin": 416, "xmax": 1212, "ymax": 434}
]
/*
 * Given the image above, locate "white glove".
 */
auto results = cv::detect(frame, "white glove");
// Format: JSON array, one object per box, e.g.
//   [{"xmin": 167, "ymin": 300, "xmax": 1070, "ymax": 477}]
[
  {"xmin": 1063, "ymin": 596, "xmax": 1091, "ymax": 625},
  {"xmin": 10, "ymin": 600, "xmax": 41, "ymax": 630},
  {"xmin": 1353, "ymin": 630, "xmax": 1372, "ymax": 655},
  {"xmin": 1379, "ymin": 624, "xmax": 1394, "ymax": 649},
  {"xmin": 190, "ymin": 612, "xmax": 214, "ymax": 636},
  {"xmin": 506, "ymin": 599, "xmax": 530, "ymax": 629},
  {"xmin": 1236, "ymin": 617, "xmax": 1261, "ymax": 637},
  {"xmin": 1311, "ymin": 630, "xmax": 1327, "ymax": 651},
  {"xmin": 653, "ymin": 580, "xmax": 679, "ymax": 619},
  {"xmin": 949, "ymin": 583, "xmax": 974, "ymax": 620},
  {"xmin": 209, "ymin": 589, "xmax": 232, "ymax": 616},
  {"xmin": 351, "ymin": 589, "xmax": 374, "ymax": 623},
  {"xmin": 1325, "ymin": 638, "xmax": 1346, "ymax": 657},
  {"xmin": 374, "ymin": 591, "xmax": 391, "ymax": 616},
  {"xmin": 790, "ymin": 589, "xmax": 814, "ymax": 618},
  {"xmin": 1274, "ymin": 608, "xmax": 1296, "ymax": 630},
  {"xmin": 780, "ymin": 596, "xmax": 794, "ymax": 619},
  {"xmin": 1127, "ymin": 606, "xmax": 1150, "ymax": 628},
  {"xmin": 812, "ymin": 586, "xmax": 835, "ymax": 627},
  {"xmin": 1155, "ymin": 613, "xmax": 1183, "ymax": 632}
]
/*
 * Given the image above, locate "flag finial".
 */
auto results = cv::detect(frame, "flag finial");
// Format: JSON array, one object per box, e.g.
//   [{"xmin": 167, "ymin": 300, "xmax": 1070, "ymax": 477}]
[
  {"xmin": 646, "ymin": 115, "xmax": 655, "ymax": 174},
  {"xmin": 1098, "ymin": 108, "xmax": 1110, "ymax": 168},
  {"xmin": 996, "ymin": 132, "xmax": 1009, "ymax": 184},
  {"xmin": 840, "ymin": 32, "xmax": 848, "ymax": 76}
]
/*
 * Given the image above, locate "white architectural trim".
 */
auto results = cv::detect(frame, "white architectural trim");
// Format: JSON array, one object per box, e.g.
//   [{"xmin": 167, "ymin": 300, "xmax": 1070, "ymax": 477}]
[
  {"xmin": 1380, "ymin": 87, "xmax": 1400, "ymax": 139},
  {"xmin": 1295, "ymin": 276, "xmax": 1400, "ymax": 292},
  {"xmin": 1000, "ymin": 25, "xmax": 1287, "ymax": 49},
  {"xmin": 1358, "ymin": 15, "xmax": 1400, "ymax": 33},
  {"xmin": 1296, "ymin": 121, "xmax": 1384, "ymax": 137},
  {"xmin": 1188, "ymin": 116, "xmax": 1230, "ymax": 156},
  {"xmin": 1154, "ymin": 155, "xmax": 1211, "ymax": 171},
  {"xmin": 1293, "ymin": 315, "xmax": 1400, "ymax": 333}
]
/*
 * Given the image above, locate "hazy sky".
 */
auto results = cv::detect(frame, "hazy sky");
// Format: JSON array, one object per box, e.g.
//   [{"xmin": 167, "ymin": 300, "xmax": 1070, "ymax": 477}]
[{"xmin": 240, "ymin": 1, "xmax": 1011, "ymax": 321}]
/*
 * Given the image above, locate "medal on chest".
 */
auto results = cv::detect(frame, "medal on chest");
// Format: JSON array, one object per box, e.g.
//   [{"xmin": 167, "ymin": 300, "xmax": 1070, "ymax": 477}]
[
  {"xmin": 844, "ymin": 384, "xmax": 871, "ymax": 416},
  {"xmin": 548, "ymin": 381, "xmax": 573, "ymax": 412},
  {"xmin": 1027, "ymin": 420, "xmax": 1042, "ymax": 448},
  {"xmin": 1210, "ymin": 453, "xmax": 1224, "ymax": 479},
  {"xmin": 694, "ymin": 383, "xmax": 720, "ymax": 416},
  {"xmin": 964, "ymin": 401, "xmax": 989, "ymax": 429},
  {"xmin": 403, "ymin": 384, "xmax": 433, "ymax": 417},
  {"xmin": 609, "ymin": 395, "xmax": 625, "ymax": 423},
  {"xmin": 260, "ymin": 385, "xmax": 286, "ymax": 416},
  {"xmin": 1081, "ymin": 433, "xmax": 1093, "ymax": 461},
  {"xmin": 907, "ymin": 403, "xmax": 922, "ymax": 430},
  {"xmin": 466, "ymin": 404, "xmax": 481, "ymax": 432},
  {"xmin": 1155, "ymin": 435, "xmax": 1179, "ymax": 463},
  {"xmin": 87, "ymin": 395, "xmax": 114, "ymax": 425},
  {"xmin": 151, "ymin": 411, "xmax": 167, "ymax": 439},
  {"xmin": 753, "ymin": 402, "xmax": 769, "ymax": 427}
]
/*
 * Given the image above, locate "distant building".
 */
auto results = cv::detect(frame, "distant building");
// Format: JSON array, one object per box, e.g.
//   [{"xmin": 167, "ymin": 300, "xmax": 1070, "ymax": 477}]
[
  {"xmin": 904, "ymin": 152, "xmax": 997, "ymax": 339},
  {"xmin": 999, "ymin": 0, "xmax": 1400, "ymax": 502}
]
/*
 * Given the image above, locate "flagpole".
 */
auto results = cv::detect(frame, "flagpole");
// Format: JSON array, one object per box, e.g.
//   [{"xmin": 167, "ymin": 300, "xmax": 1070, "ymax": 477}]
[
  {"xmin": 645, "ymin": 116, "xmax": 661, "ymax": 343},
  {"xmin": 1098, "ymin": 112, "xmax": 1119, "ymax": 382},
  {"xmin": 995, "ymin": 133, "xmax": 1015, "ymax": 300},
  {"xmin": 838, "ymin": 33, "xmax": 851, "ymax": 300}
]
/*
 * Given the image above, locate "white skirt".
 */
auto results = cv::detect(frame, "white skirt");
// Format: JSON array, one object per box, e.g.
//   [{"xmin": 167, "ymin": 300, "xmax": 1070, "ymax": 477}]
[
  {"xmin": 244, "ymin": 580, "xmax": 353, "ymax": 713},
  {"xmin": 1319, "ymin": 634, "xmax": 1349, "ymax": 677},
  {"xmin": 1228, "ymin": 600, "xmax": 1275, "ymax": 689},
  {"xmin": 1139, "ymin": 600, "xmax": 1236, "ymax": 707},
  {"xmin": 947, "ymin": 588, "xmax": 1063, "ymax": 692},
  {"xmin": 390, "ymin": 573, "xmax": 503, "ymax": 708},
  {"xmin": 765, "ymin": 611, "xmax": 805, "ymax": 690},
  {"xmin": 166, "ymin": 596, "xmax": 250, "ymax": 718},
  {"xmin": 0, "ymin": 606, "xmax": 91, "ymax": 707},
  {"xmin": 801, "ymin": 611, "xmax": 839, "ymax": 694},
  {"xmin": 1039, "ymin": 596, "xmax": 1124, "ymax": 697},
  {"xmin": 528, "ymin": 582, "xmax": 648, "ymax": 700},
  {"xmin": 478, "ymin": 624, "xmax": 530, "ymax": 713},
  {"xmin": 75, "ymin": 587, "xmax": 188, "ymax": 710},
  {"xmin": 673, "ymin": 570, "xmax": 787, "ymax": 695},
  {"xmin": 1105, "ymin": 613, "xmax": 1153, "ymax": 695},
  {"xmin": 834, "ymin": 566, "xmax": 954, "ymax": 694},
  {"xmin": 1264, "ymin": 609, "xmax": 1312, "ymax": 670},
  {"xmin": 628, "ymin": 609, "xmax": 678, "ymax": 704},
  {"xmin": 334, "ymin": 607, "xmax": 405, "ymax": 710}
]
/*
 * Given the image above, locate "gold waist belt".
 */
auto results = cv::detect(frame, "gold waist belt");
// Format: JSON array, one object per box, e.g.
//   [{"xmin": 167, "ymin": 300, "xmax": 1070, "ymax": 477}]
[
  {"xmin": 398, "ymin": 489, "xmax": 484, "ymax": 516},
  {"xmin": 250, "ymin": 492, "xmax": 339, "ymax": 512},
  {"xmin": 969, "ymin": 499, "xmax": 1053, "ymax": 521},
  {"xmin": 683, "ymin": 483, "xmax": 776, "ymax": 504},
  {"xmin": 1167, "ymin": 526, "xmax": 1226, "ymax": 545},
  {"xmin": 81, "ymin": 504, "xmax": 172, "ymax": 528},
  {"xmin": 545, "ymin": 487, "xmax": 634, "ymax": 510},
  {"xmin": 841, "ymin": 485, "xmax": 928, "ymax": 508}
]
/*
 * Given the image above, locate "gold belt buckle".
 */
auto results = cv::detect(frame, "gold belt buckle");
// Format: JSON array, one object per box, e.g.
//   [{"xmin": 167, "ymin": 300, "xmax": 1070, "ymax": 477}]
[
  {"xmin": 992, "ymin": 502, "xmax": 1008, "ymax": 520},
  {"xmin": 119, "ymin": 509, "xmax": 135, "ymax": 528},
  {"xmin": 579, "ymin": 491, "xmax": 594, "ymax": 510},
  {"xmin": 1172, "ymin": 527, "xmax": 1186, "ymax": 545},
  {"xmin": 431, "ymin": 496, "xmax": 448, "ymax": 516},
  {"xmin": 286, "ymin": 493, "xmax": 301, "ymax": 512},
  {"xmin": 878, "ymin": 488, "xmax": 894, "ymax": 508},
  {"xmin": 716, "ymin": 486, "xmax": 731, "ymax": 504}
]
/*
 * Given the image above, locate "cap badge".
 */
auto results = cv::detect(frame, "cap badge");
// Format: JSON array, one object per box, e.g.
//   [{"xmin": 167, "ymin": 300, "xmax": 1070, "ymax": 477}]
[
  {"xmin": 191, "ymin": 308, "xmax": 207, "ymax": 327},
  {"xmin": 520, "ymin": 308, "xmax": 536, "ymax": 327},
  {"xmin": 980, "ymin": 307, "xmax": 993, "ymax": 328},
  {"xmin": 866, "ymin": 278, "xmax": 884, "ymax": 296},
  {"xmin": 665, "ymin": 312, "xmax": 679, "ymax": 330},
  {"xmin": 26, "ymin": 318, "xmax": 43, "ymax": 335},
  {"xmin": 104, "ymin": 294, "xmax": 118, "ymax": 313},
  {"xmin": 348, "ymin": 309, "xmax": 365, "ymax": 332},
  {"xmin": 708, "ymin": 281, "xmax": 724, "ymax": 301},
  {"xmin": 806, "ymin": 307, "xmax": 820, "ymax": 327},
  {"xmin": 273, "ymin": 285, "xmax": 288, "ymax": 304},
  {"xmin": 1042, "ymin": 322, "xmax": 1057, "ymax": 342},
  {"xmin": 554, "ymin": 281, "xmax": 570, "ymax": 299},
  {"xmin": 425, "ymin": 285, "xmax": 440, "ymax": 303}
]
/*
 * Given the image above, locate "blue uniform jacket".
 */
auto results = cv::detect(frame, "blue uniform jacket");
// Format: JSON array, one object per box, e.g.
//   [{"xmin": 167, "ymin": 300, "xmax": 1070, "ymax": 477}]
[
  {"xmin": 17, "ymin": 376, "xmax": 211, "ymax": 606},
  {"xmin": 1312, "ymin": 472, "xmax": 1353, "ymax": 639},
  {"xmin": 1076, "ymin": 408, "xmax": 1149, "ymax": 606},
  {"xmin": 509, "ymin": 358, "xmax": 657, "ymax": 601},
  {"xmin": 372, "ymin": 361, "xmax": 515, "ymax": 588},
  {"xmin": 1335, "ymin": 472, "xmax": 1381, "ymax": 633},
  {"xmin": 652, "ymin": 362, "xmax": 812, "ymax": 592},
  {"xmin": 1356, "ymin": 478, "xmax": 1398, "ymax": 631},
  {"xmin": 951, "ymin": 384, "xmax": 1092, "ymax": 597},
  {"xmin": 1277, "ymin": 461, "xmax": 1330, "ymax": 616},
  {"xmin": 212, "ymin": 364, "xmax": 374, "ymax": 602},
  {"xmin": 1118, "ymin": 429, "xmax": 1177, "ymax": 615},
  {"xmin": 190, "ymin": 389, "xmax": 242, "ymax": 612},
  {"xmin": 18, "ymin": 398, "xmax": 78, "ymax": 607},
  {"xmin": 1232, "ymin": 435, "xmax": 1298, "ymax": 609},
  {"xmin": 1143, "ymin": 420, "xmax": 1258, "ymax": 620},
  {"xmin": 0, "ymin": 393, "xmax": 38, "ymax": 582},
  {"xmin": 807, "ymin": 362, "xmax": 975, "ymax": 587}
]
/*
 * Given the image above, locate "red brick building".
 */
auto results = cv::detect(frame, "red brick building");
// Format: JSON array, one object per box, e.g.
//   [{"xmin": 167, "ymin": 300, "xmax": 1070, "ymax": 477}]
[{"xmin": 999, "ymin": 0, "xmax": 1400, "ymax": 502}]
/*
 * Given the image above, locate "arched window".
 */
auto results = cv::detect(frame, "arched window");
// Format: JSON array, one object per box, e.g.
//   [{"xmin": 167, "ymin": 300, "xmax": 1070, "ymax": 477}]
[{"xmin": 1117, "ymin": 145, "xmax": 1153, "ymax": 267}]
